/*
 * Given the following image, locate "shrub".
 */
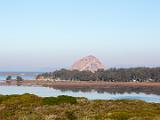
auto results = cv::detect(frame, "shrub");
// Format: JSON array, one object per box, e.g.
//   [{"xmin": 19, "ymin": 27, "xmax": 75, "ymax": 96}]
[
  {"xmin": 0, "ymin": 93, "xmax": 42, "ymax": 106},
  {"xmin": 42, "ymin": 95, "xmax": 77, "ymax": 105}
]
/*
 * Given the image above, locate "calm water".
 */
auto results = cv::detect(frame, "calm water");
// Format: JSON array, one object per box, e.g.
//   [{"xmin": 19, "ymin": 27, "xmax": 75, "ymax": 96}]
[{"xmin": 0, "ymin": 86, "xmax": 160, "ymax": 103}]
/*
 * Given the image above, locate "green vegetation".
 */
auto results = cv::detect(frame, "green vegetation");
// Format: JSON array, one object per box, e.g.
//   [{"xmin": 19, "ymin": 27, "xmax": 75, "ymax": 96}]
[
  {"xmin": 0, "ymin": 94, "xmax": 160, "ymax": 120},
  {"xmin": 37, "ymin": 67, "xmax": 160, "ymax": 82},
  {"xmin": 6, "ymin": 76, "xmax": 12, "ymax": 80},
  {"xmin": 43, "ymin": 95, "xmax": 77, "ymax": 105},
  {"xmin": 16, "ymin": 76, "xmax": 23, "ymax": 82},
  {"xmin": 16, "ymin": 76, "xmax": 23, "ymax": 85}
]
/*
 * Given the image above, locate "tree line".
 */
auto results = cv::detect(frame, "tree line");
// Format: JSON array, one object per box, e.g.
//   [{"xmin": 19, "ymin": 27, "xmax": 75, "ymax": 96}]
[
  {"xmin": 6, "ymin": 76, "xmax": 23, "ymax": 82},
  {"xmin": 37, "ymin": 67, "xmax": 160, "ymax": 82}
]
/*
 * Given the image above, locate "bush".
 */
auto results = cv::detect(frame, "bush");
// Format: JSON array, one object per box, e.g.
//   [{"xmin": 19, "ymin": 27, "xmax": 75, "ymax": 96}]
[
  {"xmin": 42, "ymin": 95, "xmax": 77, "ymax": 105},
  {"xmin": 0, "ymin": 93, "xmax": 42, "ymax": 106},
  {"xmin": 6, "ymin": 76, "xmax": 12, "ymax": 80}
]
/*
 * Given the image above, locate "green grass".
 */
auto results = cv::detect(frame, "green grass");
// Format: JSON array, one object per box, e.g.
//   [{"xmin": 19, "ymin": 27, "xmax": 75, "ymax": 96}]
[{"xmin": 0, "ymin": 94, "xmax": 160, "ymax": 120}]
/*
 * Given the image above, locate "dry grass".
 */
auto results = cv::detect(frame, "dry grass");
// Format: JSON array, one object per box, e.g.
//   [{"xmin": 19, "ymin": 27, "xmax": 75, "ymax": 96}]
[{"xmin": 0, "ymin": 94, "xmax": 160, "ymax": 120}]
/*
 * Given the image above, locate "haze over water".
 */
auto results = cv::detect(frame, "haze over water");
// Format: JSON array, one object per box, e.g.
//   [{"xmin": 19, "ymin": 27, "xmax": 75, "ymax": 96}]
[{"xmin": 0, "ymin": 0, "xmax": 160, "ymax": 72}]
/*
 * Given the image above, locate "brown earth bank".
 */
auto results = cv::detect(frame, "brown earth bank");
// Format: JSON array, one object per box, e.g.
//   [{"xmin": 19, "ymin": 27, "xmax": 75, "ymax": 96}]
[{"xmin": 1, "ymin": 80, "xmax": 160, "ymax": 95}]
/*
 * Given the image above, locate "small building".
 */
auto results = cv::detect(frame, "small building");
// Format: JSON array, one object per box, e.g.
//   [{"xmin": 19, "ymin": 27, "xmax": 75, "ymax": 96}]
[{"xmin": 36, "ymin": 76, "xmax": 45, "ymax": 81}]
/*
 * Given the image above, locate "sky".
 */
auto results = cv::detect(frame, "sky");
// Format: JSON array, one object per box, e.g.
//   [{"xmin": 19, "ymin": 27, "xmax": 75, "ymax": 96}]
[{"xmin": 0, "ymin": 0, "xmax": 160, "ymax": 72}]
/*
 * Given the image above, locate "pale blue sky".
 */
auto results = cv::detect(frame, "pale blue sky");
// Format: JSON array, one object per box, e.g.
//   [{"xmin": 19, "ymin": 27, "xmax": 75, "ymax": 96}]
[{"xmin": 0, "ymin": 0, "xmax": 160, "ymax": 71}]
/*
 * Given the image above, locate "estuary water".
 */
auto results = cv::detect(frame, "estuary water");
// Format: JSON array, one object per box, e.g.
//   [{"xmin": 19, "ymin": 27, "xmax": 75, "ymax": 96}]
[{"xmin": 0, "ymin": 86, "xmax": 160, "ymax": 103}]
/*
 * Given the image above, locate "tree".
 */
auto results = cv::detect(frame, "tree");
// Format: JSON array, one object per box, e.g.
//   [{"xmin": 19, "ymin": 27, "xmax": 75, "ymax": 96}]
[
  {"xmin": 16, "ymin": 76, "xmax": 23, "ymax": 82},
  {"xmin": 37, "ymin": 67, "xmax": 160, "ymax": 82},
  {"xmin": 6, "ymin": 76, "xmax": 12, "ymax": 80}
]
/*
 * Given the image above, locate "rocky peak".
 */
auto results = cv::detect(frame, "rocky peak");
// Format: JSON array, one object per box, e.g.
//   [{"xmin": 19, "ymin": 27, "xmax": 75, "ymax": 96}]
[{"xmin": 71, "ymin": 55, "xmax": 106, "ymax": 72}]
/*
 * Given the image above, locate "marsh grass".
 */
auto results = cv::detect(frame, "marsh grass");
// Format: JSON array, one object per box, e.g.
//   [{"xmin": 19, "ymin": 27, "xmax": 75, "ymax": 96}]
[{"xmin": 0, "ymin": 94, "xmax": 160, "ymax": 120}]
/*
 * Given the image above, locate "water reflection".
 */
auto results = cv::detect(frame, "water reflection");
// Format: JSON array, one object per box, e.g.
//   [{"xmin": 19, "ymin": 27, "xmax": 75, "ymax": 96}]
[
  {"xmin": 0, "ymin": 86, "xmax": 160, "ymax": 103},
  {"xmin": 48, "ymin": 86, "xmax": 160, "ymax": 95}
]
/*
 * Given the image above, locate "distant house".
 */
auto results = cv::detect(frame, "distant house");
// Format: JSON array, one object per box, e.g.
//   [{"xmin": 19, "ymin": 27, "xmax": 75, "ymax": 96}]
[
  {"xmin": 36, "ymin": 76, "xmax": 45, "ymax": 81},
  {"xmin": 36, "ymin": 76, "xmax": 56, "ymax": 81},
  {"xmin": 132, "ymin": 79, "xmax": 141, "ymax": 82},
  {"xmin": 132, "ymin": 79, "xmax": 137, "ymax": 82},
  {"xmin": 146, "ymin": 79, "xmax": 153, "ymax": 82}
]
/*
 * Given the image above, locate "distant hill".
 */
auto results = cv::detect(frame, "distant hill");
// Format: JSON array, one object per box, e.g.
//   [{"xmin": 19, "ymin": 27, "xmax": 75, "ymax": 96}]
[{"xmin": 71, "ymin": 55, "xmax": 106, "ymax": 72}]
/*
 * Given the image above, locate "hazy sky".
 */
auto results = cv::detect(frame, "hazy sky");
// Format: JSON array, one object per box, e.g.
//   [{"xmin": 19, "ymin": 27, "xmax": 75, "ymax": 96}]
[{"xmin": 0, "ymin": 0, "xmax": 160, "ymax": 71}]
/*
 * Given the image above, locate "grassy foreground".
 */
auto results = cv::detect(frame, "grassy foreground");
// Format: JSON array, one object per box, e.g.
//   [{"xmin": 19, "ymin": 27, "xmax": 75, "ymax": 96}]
[{"xmin": 0, "ymin": 94, "xmax": 160, "ymax": 120}]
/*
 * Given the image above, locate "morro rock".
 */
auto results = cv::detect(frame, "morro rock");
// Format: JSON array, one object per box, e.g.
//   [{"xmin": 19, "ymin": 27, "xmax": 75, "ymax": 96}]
[{"xmin": 71, "ymin": 55, "xmax": 106, "ymax": 72}]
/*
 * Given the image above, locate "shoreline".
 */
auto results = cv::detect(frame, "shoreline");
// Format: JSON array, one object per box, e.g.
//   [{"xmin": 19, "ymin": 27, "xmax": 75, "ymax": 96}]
[
  {"xmin": 1, "ymin": 80, "xmax": 160, "ymax": 86},
  {"xmin": 1, "ymin": 80, "xmax": 160, "ymax": 95},
  {"xmin": 1, "ymin": 80, "xmax": 160, "ymax": 87}
]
